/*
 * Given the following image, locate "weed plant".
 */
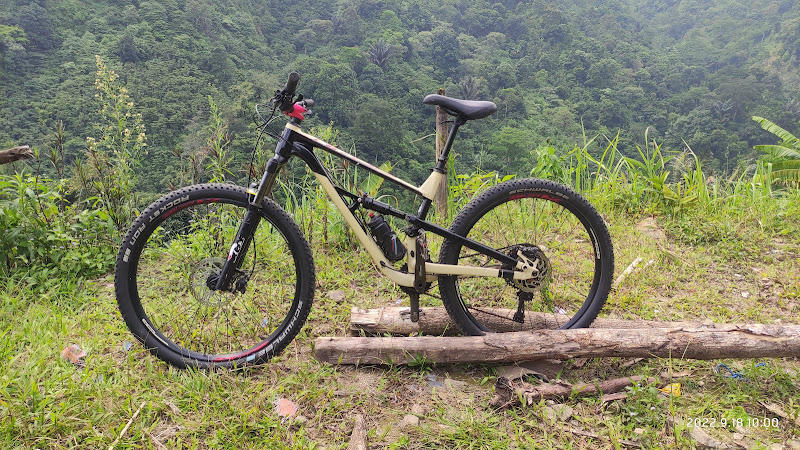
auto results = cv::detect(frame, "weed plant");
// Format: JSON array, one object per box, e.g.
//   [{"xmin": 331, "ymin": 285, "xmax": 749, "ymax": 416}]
[
  {"xmin": 528, "ymin": 132, "xmax": 800, "ymax": 260},
  {"xmin": 0, "ymin": 173, "xmax": 116, "ymax": 286}
]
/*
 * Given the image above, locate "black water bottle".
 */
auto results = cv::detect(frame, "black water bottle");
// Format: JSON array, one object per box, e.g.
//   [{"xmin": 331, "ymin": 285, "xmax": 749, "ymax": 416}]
[{"xmin": 367, "ymin": 213, "xmax": 406, "ymax": 262}]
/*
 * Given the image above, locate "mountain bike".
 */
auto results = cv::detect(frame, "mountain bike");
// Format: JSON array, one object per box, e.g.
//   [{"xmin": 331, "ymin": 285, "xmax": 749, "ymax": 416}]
[{"xmin": 114, "ymin": 72, "xmax": 615, "ymax": 369}]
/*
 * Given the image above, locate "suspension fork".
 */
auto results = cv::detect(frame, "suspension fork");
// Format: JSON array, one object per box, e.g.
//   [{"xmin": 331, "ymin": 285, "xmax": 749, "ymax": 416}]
[
  {"xmin": 212, "ymin": 156, "xmax": 284, "ymax": 291},
  {"xmin": 213, "ymin": 130, "xmax": 294, "ymax": 292},
  {"xmin": 252, "ymin": 124, "xmax": 295, "ymax": 205},
  {"xmin": 213, "ymin": 206, "xmax": 261, "ymax": 292}
]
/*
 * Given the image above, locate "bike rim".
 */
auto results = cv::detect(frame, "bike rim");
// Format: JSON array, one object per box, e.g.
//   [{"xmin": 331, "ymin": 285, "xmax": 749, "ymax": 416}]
[{"xmin": 455, "ymin": 193, "xmax": 602, "ymax": 332}]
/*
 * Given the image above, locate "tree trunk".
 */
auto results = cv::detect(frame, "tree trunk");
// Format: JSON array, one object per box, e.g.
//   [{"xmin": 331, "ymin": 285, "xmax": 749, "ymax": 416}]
[
  {"xmin": 315, "ymin": 324, "xmax": 800, "ymax": 365},
  {"xmin": 349, "ymin": 306, "xmax": 702, "ymax": 336},
  {"xmin": 0, "ymin": 146, "xmax": 32, "ymax": 165},
  {"xmin": 434, "ymin": 88, "xmax": 448, "ymax": 219}
]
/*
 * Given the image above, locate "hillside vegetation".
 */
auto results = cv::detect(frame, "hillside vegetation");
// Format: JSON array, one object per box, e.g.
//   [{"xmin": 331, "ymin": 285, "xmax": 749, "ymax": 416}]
[{"xmin": 2, "ymin": 0, "xmax": 800, "ymax": 189}]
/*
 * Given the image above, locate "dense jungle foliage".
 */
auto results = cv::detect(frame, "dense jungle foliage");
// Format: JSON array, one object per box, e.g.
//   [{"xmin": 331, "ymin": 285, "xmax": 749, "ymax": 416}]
[
  {"xmin": 3, "ymin": 0, "xmax": 800, "ymax": 280},
  {"xmin": 2, "ymin": 0, "xmax": 800, "ymax": 190}
]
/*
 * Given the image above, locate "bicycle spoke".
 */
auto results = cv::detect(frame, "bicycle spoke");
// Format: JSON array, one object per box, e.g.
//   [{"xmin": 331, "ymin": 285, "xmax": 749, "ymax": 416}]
[{"xmin": 442, "ymin": 183, "xmax": 610, "ymax": 333}]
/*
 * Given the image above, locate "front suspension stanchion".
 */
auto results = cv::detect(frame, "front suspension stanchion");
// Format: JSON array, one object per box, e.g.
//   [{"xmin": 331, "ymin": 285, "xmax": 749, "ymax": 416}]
[{"xmin": 213, "ymin": 208, "xmax": 261, "ymax": 292}]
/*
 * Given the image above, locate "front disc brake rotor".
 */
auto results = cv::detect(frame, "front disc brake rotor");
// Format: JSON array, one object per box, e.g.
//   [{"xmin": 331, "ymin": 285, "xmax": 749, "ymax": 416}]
[{"xmin": 189, "ymin": 257, "xmax": 232, "ymax": 307}]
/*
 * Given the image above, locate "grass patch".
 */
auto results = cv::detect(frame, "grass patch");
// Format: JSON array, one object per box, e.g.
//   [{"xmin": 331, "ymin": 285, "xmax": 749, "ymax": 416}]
[
  {"xmin": 2, "ymin": 138, "xmax": 800, "ymax": 447},
  {"xmin": 2, "ymin": 211, "xmax": 800, "ymax": 448}
]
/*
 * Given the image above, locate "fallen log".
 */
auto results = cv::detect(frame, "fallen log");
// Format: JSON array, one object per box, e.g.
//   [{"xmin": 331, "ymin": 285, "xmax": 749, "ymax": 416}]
[
  {"xmin": 346, "ymin": 414, "xmax": 367, "ymax": 450},
  {"xmin": 0, "ymin": 146, "xmax": 33, "ymax": 165},
  {"xmin": 490, "ymin": 375, "xmax": 654, "ymax": 409},
  {"xmin": 349, "ymin": 306, "xmax": 706, "ymax": 336},
  {"xmin": 315, "ymin": 324, "xmax": 800, "ymax": 365},
  {"xmin": 350, "ymin": 307, "xmax": 459, "ymax": 336}
]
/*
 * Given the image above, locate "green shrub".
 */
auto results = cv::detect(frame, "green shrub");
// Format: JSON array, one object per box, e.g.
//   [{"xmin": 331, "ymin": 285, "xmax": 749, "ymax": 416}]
[{"xmin": 0, "ymin": 174, "xmax": 116, "ymax": 283}]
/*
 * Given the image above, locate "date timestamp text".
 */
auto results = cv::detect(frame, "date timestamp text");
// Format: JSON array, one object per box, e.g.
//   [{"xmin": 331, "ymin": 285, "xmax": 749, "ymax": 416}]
[{"xmin": 683, "ymin": 417, "xmax": 779, "ymax": 428}]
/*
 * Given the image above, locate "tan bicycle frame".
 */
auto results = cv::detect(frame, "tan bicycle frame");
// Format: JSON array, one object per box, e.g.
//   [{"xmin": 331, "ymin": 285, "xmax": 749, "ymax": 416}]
[{"xmin": 278, "ymin": 123, "xmax": 535, "ymax": 288}]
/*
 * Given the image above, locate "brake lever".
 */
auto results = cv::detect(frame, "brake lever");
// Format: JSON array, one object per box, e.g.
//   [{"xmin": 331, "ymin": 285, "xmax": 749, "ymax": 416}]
[
  {"xmin": 269, "ymin": 89, "xmax": 296, "ymax": 112},
  {"xmin": 270, "ymin": 93, "xmax": 286, "ymax": 104}
]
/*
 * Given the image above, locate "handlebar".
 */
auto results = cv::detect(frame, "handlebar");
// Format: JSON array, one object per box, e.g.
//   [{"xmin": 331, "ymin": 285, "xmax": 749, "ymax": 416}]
[
  {"xmin": 283, "ymin": 72, "xmax": 299, "ymax": 96},
  {"xmin": 276, "ymin": 72, "xmax": 300, "ymax": 113},
  {"xmin": 272, "ymin": 72, "xmax": 314, "ymax": 120}
]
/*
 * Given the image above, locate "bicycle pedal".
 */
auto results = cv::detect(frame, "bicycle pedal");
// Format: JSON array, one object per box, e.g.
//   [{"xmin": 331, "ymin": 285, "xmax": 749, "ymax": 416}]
[{"xmin": 399, "ymin": 308, "xmax": 425, "ymax": 320}]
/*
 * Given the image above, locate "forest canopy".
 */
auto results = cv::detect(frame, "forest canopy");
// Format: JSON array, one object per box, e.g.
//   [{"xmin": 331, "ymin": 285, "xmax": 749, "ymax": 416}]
[{"xmin": 1, "ymin": 0, "xmax": 799, "ymax": 192}]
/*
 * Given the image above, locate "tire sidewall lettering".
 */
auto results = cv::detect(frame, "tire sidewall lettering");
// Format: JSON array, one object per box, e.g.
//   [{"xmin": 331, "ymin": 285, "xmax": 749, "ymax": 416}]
[
  {"xmin": 148, "ymin": 194, "xmax": 191, "ymax": 224},
  {"xmin": 127, "ymin": 222, "xmax": 147, "ymax": 248},
  {"xmin": 126, "ymin": 195, "xmax": 190, "ymax": 249},
  {"xmin": 509, "ymin": 187, "xmax": 569, "ymax": 199}
]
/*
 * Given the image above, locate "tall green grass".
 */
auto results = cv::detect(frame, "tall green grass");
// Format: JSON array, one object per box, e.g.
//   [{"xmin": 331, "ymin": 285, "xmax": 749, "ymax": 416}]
[{"xmin": 523, "ymin": 132, "xmax": 800, "ymax": 253}]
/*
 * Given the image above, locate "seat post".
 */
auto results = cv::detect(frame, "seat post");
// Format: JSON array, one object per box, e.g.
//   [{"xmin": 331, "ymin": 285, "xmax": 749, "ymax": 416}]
[
  {"xmin": 433, "ymin": 115, "xmax": 466, "ymax": 174},
  {"xmin": 416, "ymin": 115, "xmax": 466, "ymax": 221}
]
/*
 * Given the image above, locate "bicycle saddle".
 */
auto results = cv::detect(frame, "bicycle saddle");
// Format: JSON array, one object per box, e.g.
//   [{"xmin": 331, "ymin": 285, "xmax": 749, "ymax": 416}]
[{"xmin": 422, "ymin": 94, "xmax": 497, "ymax": 120}]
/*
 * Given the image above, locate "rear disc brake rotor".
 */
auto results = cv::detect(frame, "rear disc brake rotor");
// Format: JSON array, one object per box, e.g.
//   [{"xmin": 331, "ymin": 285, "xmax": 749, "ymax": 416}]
[{"xmin": 503, "ymin": 244, "xmax": 552, "ymax": 293}]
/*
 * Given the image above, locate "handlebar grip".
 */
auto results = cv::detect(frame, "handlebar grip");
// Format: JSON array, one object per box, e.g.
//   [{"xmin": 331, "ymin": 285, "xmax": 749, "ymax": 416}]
[{"xmin": 284, "ymin": 72, "xmax": 300, "ymax": 94}]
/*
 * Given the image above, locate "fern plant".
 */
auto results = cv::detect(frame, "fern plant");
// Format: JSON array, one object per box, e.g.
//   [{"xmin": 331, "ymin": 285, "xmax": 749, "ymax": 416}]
[{"xmin": 752, "ymin": 116, "xmax": 800, "ymax": 186}]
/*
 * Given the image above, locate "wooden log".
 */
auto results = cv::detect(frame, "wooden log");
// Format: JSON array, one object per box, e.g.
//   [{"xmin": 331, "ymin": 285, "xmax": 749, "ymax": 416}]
[
  {"xmin": 0, "ymin": 146, "xmax": 33, "ymax": 165},
  {"xmin": 315, "ymin": 324, "xmax": 800, "ymax": 365},
  {"xmin": 490, "ymin": 375, "xmax": 654, "ymax": 409},
  {"xmin": 349, "ymin": 306, "xmax": 704, "ymax": 336},
  {"xmin": 350, "ymin": 307, "xmax": 460, "ymax": 336}
]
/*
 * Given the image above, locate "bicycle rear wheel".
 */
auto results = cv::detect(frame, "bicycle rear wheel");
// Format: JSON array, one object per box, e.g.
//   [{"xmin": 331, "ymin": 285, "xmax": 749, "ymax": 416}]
[
  {"xmin": 438, "ymin": 178, "xmax": 613, "ymax": 335},
  {"xmin": 115, "ymin": 183, "xmax": 315, "ymax": 369}
]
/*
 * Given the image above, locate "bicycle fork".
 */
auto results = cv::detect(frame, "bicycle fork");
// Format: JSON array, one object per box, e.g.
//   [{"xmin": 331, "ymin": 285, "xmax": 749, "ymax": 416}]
[
  {"xmin": 212, "ymin": 150, "xmax": 289, "ymax": 293},
  {"xmin": 212, "ymin": 208, "xmax": 260, "ymax": 293}
]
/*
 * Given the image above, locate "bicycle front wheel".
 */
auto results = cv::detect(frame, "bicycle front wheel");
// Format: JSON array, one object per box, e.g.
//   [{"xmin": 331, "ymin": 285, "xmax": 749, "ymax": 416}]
[
  {"xmin": 438, "ymin": 178, "xmax": 614, "ymax": 335},
  {"xmin": 115, "ymin": 183, "xmax": 315, "ymax": 369}
]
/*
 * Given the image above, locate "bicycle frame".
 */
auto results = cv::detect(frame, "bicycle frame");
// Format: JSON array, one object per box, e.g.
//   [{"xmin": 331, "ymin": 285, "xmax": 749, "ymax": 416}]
[{"xmin": 216, "ymin": 116, "xmax": 536, "ymax": 292}]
